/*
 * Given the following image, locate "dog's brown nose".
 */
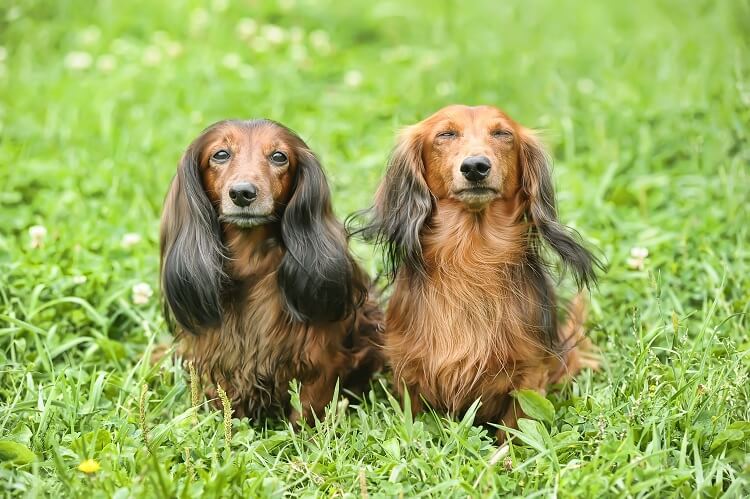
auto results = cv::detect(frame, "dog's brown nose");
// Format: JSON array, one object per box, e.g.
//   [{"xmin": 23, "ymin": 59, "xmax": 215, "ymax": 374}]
[
  {"xmin": 460, "ymin": 156, "xmax": 491, "ymax": 182},
  {"xmin": 229, "ymin": 182, "xmax": 257, "ymax": 207}
]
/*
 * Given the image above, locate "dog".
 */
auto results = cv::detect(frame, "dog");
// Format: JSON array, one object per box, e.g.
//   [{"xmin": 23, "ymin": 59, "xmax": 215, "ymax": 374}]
[
  {"xmin": 160, "ymin": 119, "xmax": 383, "ymax": 423},
  {"xmin": 358, "ymin": 105, "xmax": 601, "ymax": 439}
]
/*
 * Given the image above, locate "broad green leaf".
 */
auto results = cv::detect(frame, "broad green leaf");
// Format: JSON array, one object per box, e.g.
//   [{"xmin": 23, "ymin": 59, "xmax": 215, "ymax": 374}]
[
  {"xmin": 516, "ymin": 418, "xmax": 547, "ymax": 451},
  {"xmin": 513, "ymin": 389, "xmax": 555, "ymax": 425},
  {"xmin": 727, "ymin": 421, "xmax": 750, "ymax": 435},
  {"xmin": 0, "ymin": 441, "xmax": 37, "ymax": 465},
  {"xmin": 710, "ymin": 428, "xmax": 745, "ymax": 452},
  {"xmin": 382, "ymin": 438, "xmax": 401, "ymax": 460}
]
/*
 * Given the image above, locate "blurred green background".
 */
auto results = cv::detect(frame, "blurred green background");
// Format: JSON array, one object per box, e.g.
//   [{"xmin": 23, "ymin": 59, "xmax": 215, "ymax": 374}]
[{"xmin": 1, "ymin": 0, "xmax": 748, "ymax": 496}]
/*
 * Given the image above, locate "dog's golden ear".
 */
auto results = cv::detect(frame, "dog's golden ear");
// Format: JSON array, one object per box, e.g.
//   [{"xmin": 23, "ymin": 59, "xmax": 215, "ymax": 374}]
[
  {"xmin": 519, "ymin": 129, "xmax": 601, "ymax": 289},
  {"xmin": 361, "ymin": 125, "xmax": 432, "ymax": 279}
]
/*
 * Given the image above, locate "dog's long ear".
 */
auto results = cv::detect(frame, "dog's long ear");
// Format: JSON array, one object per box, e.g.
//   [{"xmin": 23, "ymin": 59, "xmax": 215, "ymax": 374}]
[
  {"xmin": 519, "ymin": 129, "xmax": 601, "ymax": 289},
  {"xmin": 279, "ymin": 148, "xmax": 360, "ymax": 323},
  {"xmin": 160, "ymin": 137, "xmax": 226, "ymax": 334},
  {"xmin": 359, "ymin": 126, "xmax": 432, "ymax": 279}
]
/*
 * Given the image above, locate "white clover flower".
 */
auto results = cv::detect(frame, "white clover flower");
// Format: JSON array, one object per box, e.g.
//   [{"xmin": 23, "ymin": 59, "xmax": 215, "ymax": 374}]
[
  {"xmin": 132, "ymin": 283, "xmax": 154, "ymax": 305},
  {"xmin": 64, "ymin": 51, "xmax": 93, "ymax": 70},
  {"xmin": 344, "ymin": 69, "xmax": 363, "ymax": 88},
  {"xmin": 236, "ymin": 18, "xmax": 258, "ymax": 40},
  {"xmin": 79, "ymin": 26, "xmax": 101, "ymax": 46},
  {"xmin": 577, "ymin": 78, "xmax": 595, "ymax": 94},
  {"xmin": 211, "ymin": 0, "xmax": 229, "ymax": 12},
  {"xmin": 238, "ymin": 64, "xmax": 257, "ymax": 80},
  {"xmin": 151, "ymin": 31, "xmax": 170, "ymax": 44},
  {"xmin": 96, "ymin": 54, "xmax": 117, "ymax": 73},
  {"xmin": 626, "ymin": 257, "xmax": 645, "ymax": 271},
  {"xmin": 309, "ymin": 30, "xmax": 331, "ymax": 54},
  {"xmin": 6, "ymin": 7, "xmax": 21, "ymax": 22},
  {"xmin": 627, "ymin": 246, "xmax": 649, "ymax": 271},
  {"xmin": 290, "ymin": 44, "xmax": 308, "ymax": 63},
  {"xmin": 222, "ymin": 52, "xmax": 242, "ymax": 69},
  {"xmin": 142, "ymin": 46, "xmax": 162, "ymax": 66},
  {"xmin": 72, "ymin": 275, "xmax": 87, "ymax": 285},
  {"xmin": 111, "ymin": 38, "xmax": 136, "ymax": 56},
  {"xmin": 0, "ymin": 46, "xmax": 6, "ymax": 62},
  {"xmin": 251, "ymin": 37, "xmax": 270, "ymax": 53},
  {"xmin": 165, "ymin": 41, "xmax": 183, "ymax": 58},
  {"xmin": 419, "ymin": 52, "xmax": 440, "ymax": 69},
  {"xmin": 190, "ymin": 8, "xmax": 210, "ymax": 33},
  {"xmin": 436, "ymin": 81, "xmax": 455, "ymax": 96},
  {"xmin": 261, "ymin": 24, "xmax": 285, "ymax": 45},
  {"xmin": 289, "ymin": 27, "xmax": 304, "ymax": 44},
  {"xmin": 29, "ymin": 225, "xmax": 47, "ymax": 248},
  {"xmin": 121, "ymin": 232, "xmax": 142, "ymax": 248},
  {"xmin": 630, "ymin": 247, "xmax": 649, "ymax": 259}
]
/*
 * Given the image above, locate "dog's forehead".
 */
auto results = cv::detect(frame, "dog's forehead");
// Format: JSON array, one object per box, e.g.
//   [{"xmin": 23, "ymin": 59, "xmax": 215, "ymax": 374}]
[
  {"xmin": 197, "ymin": 121, "xmax": 299, "ymax": 162},
  {"xmin": 425, "ymin": 105, "xmax": 515, "ymax": 127}
]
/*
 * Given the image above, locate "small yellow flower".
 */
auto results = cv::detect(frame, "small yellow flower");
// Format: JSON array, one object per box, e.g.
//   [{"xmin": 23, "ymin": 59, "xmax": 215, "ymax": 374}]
[{"xmin": 78, "ymin": 459, "xmax": 100, "ymax": 474}]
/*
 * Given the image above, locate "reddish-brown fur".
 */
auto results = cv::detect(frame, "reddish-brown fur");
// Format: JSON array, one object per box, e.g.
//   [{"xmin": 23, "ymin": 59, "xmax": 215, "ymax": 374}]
[
  {"xmin": 160, "ymin": 120, "xmax": 383, "ymax": 423},
  {"xmin": 369, "ymin": 105, "xmax": 599, "ymax": 439}
]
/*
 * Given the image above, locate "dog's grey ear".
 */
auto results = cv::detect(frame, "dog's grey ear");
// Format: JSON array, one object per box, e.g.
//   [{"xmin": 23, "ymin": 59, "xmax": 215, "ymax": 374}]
[
  {"xmin": 160, "ymin": 139, "xmax": 226, "ymax": 334},
  {"xmin": 358, "ymin": 126, "xmax": 432, "ymax": 279},
  {"xmin": 278, "ymin": 148, "xmax": 361, "ymax": 323},
  {"xmin": 519, "ymin": 129, "xmax": 601, "ymax": 289}
]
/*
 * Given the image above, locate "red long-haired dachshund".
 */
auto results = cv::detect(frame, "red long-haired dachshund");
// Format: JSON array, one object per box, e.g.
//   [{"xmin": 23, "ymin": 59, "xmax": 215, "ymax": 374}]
[
  {"xmin": 160, "ymin": 119, "xmax": 383, "ymax": 423},
  {"xmin": 360, "ymin": 105, "xmax": 602, "ymax": 439}
]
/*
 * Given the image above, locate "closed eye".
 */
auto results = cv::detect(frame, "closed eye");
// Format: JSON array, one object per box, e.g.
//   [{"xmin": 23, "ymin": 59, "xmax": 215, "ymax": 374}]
[
  {"xmin": 436, "ymin": 130, "xmax": 457, "ymax": 139},
  {"xmin": 491, "ymin": 129, "xmax": 513, "ymax": 139}
]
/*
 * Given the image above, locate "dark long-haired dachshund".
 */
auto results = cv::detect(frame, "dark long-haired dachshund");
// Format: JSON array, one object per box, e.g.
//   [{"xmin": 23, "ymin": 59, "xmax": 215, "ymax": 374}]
[
  {"xmin": 359, "ymin": 105, "xmax": 602, "ymax": 439},
  {"xmin": 160, "ymin": 119, "xmax": 383, "ymax": 423}
]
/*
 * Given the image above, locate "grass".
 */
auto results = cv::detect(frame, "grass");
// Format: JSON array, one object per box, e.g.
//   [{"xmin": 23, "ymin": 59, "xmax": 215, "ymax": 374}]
[{"xmin": 1, "ymin": 0, "xmax": 749, "ymax": 496}]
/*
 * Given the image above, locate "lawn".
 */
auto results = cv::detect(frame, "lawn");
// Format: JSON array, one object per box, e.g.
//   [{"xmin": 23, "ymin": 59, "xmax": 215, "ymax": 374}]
[{"xmin": 1, "ymin": 0, "xmax": 749, "ymax": 496}]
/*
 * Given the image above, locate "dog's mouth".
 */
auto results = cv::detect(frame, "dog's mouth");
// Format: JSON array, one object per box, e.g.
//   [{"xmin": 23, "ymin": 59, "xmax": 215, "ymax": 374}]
[
  {"xmin": 452, "ymin": 187, "xmax": 500, "ymax": 209},
  {"xmin": 219, "ymin": 213, "xmax": 278, "ymax": 228},
  {"xmin": 455, "ymin": 187, "xmax": 498, "ymax": 196}
]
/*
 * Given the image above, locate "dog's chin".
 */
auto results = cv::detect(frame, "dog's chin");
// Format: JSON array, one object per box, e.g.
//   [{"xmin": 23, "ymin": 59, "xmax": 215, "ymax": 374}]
[
  {"xmin": 452, "ymin": 187, "xmax": 499, "ymax": 211},
  {"xmin": 219, "ymin": 213, "xmax": 278, "ymax": 228}
]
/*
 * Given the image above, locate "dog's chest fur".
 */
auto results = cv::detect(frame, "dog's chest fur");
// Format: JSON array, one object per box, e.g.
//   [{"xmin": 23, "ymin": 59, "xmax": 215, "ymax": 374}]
[
  {"xmin": 180, "ymin": 245, "xmax": 344, "ymax": 419},
  {"xmin": 385, "ymin": 202, "xmax": 557, "ymax": 421}
]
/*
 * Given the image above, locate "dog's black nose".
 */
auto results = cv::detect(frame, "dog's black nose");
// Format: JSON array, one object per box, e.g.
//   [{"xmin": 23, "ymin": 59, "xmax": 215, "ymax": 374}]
[
  {"xmin": 228, "ymin": 182, "xmax": 257, "ymax": 207},
  {"xmin": 460, "ymin": 156, "xmax": 492, "ymax": 182}
]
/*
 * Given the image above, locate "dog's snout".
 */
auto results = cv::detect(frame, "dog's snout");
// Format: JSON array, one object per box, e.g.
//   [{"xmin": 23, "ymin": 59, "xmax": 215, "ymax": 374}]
[
  {"xmin": 228, "ymin": 182, "xmax": 258, "ymax": 207},
  {"xmin": 460, "ymin": 156, "xmax": 491, "ymax": 182}
]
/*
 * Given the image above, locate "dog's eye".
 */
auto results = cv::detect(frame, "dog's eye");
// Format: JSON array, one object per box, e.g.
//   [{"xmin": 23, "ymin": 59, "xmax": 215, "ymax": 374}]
[
  {"xmin": 212, "ymin": 149, "xmax": 231, "ymax": 162},
  {"xmin": 270, "ymin": 151, "xmax": 288, "ymax": 165},
  {"xmin": 436, "ymin": 131, "xmax": 457, "ymax": 139},
  {"xmin": 491, "ymin": 129, "xmax": 513, "ymax": 139}
]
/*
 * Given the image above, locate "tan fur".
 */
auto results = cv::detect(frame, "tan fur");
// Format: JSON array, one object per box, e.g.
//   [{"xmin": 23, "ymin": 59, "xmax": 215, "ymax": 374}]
[{"xmin": 380, "ymin": 106, "xmax": 598, "ymax": 438}]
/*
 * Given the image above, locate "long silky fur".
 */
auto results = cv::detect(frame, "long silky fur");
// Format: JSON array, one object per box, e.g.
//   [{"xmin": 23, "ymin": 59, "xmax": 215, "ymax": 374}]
[
  {"xmin": 520, "ymin": 131, "xmax": 603, "ymax": 289},
  {"xmin": 159, "ymin": 120, "xmax": 384, "ymax": 421},
  {"xmin": 160, "ymin": 129, "xmax": 227, "ymax": 334},
  {"xmin": 353, "ymin": 127, "xmax": 433, "ymax": 280},
  {"xmin": 278, "ymin": 147, "xmax": 364, "ymax": 323},
  {"xmin": 370, "ymin": 109, "xmax": 601, "ymax": 432}
]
